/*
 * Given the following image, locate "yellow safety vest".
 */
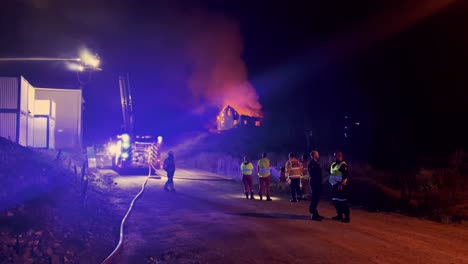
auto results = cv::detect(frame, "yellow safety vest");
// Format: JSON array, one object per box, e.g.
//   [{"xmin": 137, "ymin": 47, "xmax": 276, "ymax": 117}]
[
  {"xmin": 329, "ymin": 161, "xmax": 348, "ymax": 185},
  {"xmin": 241, "ymin": 162, "xmax": 254, "ymax": 175},
  {"xmin": 257, "ymin": 158, "xmax": 271, "ymax": 177}
]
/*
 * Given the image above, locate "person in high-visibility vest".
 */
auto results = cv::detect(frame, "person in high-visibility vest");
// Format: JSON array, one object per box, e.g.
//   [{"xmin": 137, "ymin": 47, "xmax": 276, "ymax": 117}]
[
  {"xmin": 257, "ymin": 152, "xmax": 272, "ymax": 201},
  {"xmin": 329, "ymin": 151, "xmax": 350, "ymax": 223},
  {"xmin": 285, "ymin": 152, "xmax": 302, "ymax": 202},
  {"xmin": 300, "ymin": 154, "xmax": 310, "ymax": 200},
  {"xmin": 241, "ymin": 156, "xmax": 255, "ymax": 200}
]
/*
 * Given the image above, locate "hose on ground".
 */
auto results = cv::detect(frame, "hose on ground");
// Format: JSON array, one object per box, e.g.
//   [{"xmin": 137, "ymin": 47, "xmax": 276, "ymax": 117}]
[
  {"xmin": 101, "ymin": 169, "xmax": 229, "ymax": 263},
  {"xmin": 102, "ymin": 173, "xmax": 151, "ymax": 264}
]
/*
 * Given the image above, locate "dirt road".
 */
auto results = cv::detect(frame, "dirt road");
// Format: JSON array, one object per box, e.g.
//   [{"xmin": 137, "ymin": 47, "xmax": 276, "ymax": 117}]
[{"xmin": 103, "ymin": 169, "xmax": 468, "ymax": 264}]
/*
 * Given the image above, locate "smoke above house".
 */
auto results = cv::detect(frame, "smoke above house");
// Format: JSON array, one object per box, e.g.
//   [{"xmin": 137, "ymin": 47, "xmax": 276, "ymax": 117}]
[{"xmin": 183, "ymin": 9, "xmax": 262, "ymax": 118}]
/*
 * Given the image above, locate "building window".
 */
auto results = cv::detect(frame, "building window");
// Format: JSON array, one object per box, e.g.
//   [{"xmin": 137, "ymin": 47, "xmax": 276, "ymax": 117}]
[
  {"xmin": 227, "ymin": 110, "xmax": 231, "ymax": 116},
  {"xmin": 233, "ymin": 120, "xmax": 238, "ymax": 125},
  {"xmin": 244, "ymin": 120, "xmax": 247, "ymax": 125},
  {"xmin": 255, "ymin": 121, "xmax": 260, "ymax": 127}
]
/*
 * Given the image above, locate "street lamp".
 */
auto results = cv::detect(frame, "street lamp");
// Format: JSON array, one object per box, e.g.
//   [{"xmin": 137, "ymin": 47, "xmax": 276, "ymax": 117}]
[{"xmin": 0, "ymin": 49, "xmax": 101, "ymax": 72}]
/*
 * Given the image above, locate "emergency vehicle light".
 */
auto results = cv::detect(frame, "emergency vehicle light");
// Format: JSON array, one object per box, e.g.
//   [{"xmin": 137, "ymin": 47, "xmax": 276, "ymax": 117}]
[
  {"xmin": 121, "ymin": 134, "xmax": 130, "ymax": 142},
  {"xmin": 122, "ymin": 141, "xmax": 130, "ymax": 149}
]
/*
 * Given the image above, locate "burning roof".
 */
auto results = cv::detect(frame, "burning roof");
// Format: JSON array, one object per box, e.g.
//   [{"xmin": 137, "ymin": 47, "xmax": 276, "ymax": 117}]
[{"xmin": 217, "ymin": 105, "xmax": 261, "ymax": 131}]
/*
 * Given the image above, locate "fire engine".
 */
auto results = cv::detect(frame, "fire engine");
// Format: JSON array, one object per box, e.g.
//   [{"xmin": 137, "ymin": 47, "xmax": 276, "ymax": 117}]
[{"xmin": 107, "ymin": 74, "xmax": 162, "ymax": 172}]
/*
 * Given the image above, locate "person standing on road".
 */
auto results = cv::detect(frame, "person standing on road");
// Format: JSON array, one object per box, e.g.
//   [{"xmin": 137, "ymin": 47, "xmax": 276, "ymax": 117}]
[
  {"xmin": 300, "ymin": 154, "xmax": 311, "ymax": 200},
  {"xmin": 241, "ymin": 156, "xmax": 255, "ymax": 200},
  {"xmin": 163, "ymin": 151, "xmax": 176, "ymax": 192},
  {"xmin": 308, "ymin": 150, "xmax": 324, "ymax": 221},
  {"xmin": 285, "ymin": 152, "xmax": 302, "ymax": 202},
  {"xmin": 329, "ymin": 151, "xmax": 350, "ymax": 223},
  {"xmin": 257, "ymin": 152, "xmax": 272, "ymax": 201}
]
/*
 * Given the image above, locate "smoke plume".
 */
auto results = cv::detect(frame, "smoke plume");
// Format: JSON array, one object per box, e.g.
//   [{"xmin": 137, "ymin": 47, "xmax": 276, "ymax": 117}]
[{"xmin": 182, "ymin": 10, "xmax": 262, "ymax": 117}]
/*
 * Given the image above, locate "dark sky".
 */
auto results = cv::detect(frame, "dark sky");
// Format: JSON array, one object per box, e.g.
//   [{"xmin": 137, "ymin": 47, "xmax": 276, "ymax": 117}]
[{"xmin": 1, "ymin": 0, "xmax": 468, "ymax": 165}]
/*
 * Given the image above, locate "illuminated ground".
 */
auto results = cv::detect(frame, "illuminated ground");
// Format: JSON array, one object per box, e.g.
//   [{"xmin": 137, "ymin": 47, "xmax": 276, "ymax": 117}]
[{"xmin": 102, "ymin": 169, "xmax": 468, "ymax": 264}]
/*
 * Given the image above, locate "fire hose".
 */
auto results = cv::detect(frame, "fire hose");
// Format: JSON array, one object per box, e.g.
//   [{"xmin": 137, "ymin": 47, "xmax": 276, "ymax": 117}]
[
  {"xmin": 102, "ymin": 167, "xmax": 231, "ymax": 263},
  {"xmin": 101, "ymin": 173, "xmax": 151, "ymax": 264}
]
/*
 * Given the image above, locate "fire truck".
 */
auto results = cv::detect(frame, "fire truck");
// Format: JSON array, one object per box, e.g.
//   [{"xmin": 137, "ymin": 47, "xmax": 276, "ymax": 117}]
[{"xmin": 108, "ymin": 74, "xmax": 162, "ymax": 172}]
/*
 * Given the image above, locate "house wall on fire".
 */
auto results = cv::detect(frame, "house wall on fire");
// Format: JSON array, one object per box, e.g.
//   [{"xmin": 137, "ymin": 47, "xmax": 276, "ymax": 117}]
[{"xmin": 217, "ymin": 105, "xmax": 261, "ymax": 131}]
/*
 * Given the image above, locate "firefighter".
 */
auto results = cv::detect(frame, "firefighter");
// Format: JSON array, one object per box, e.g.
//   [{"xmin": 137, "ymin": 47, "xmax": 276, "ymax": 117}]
[
  {"xmin": 257, "ymin": 152, "xmax": 272, "ymax": 201},
  {"xmin": 300, "ymin": 154, "xmax": 310, "ymax": 200},
  {"xmin": 241, "ymin": 156, "xmax": 255, "ymax": 200},
  {"xmin": 163, "ymin": 151, "xmax": 176, "ymax": 192},
  {"xmin": 308, "ymin": 150, "xmax": 324, "ymax": 221},
  {"xmin": 285, "ymin": 152, "xmax": 302, "ymax": 202},
  {"xmin": 329, "ymin": 151, "xmax": 350, "ymax": 223}
]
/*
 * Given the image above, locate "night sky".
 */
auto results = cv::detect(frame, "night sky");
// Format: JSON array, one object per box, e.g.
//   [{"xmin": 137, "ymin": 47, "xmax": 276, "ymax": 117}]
[{"xmin": 1, "ymin": 0, "xmax": 468, "ymax": 167}]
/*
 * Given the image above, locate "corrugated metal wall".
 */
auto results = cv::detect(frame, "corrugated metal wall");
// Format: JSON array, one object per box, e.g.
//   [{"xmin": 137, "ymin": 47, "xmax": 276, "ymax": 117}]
[
  {"xmin": 49, "ymin": 118, "xmax": 55, "ymax": 149},
  {"xmin": 0, "ymin": 113, "xmax": 17, "ymax": 141},
  {"xmin": 35, "ymin": 88, "xmax": 82, "ymax": 149},
  {"xmin": 33, "ymin": 117, "xmax": 47, "ymax": 148},
  {"xmin": 32, "ymin": 116, "xmax": 55, "ymax": 149},
  {"xmin": 20, "ymin": 76, "xmax": 29, "ymax": 113},
  {"xmin": 1, "ymin": 76, "xmax": 77, "ymax": 149},
  {"xmin": 27, "ymin": 82, "xmax": 35, "ymax": 146},
  {"xmin": 19, "ymin": 114, "xmax": 27, "ymax": 146},
  {"xmin": 0, "ymin": 77, "xmax": 18, "ymax": 109},
  {"xmin": 0, "ymin": 77, "xmax": 19, "ymax": 143},
  {"xmin": 34, "ymin": 100, "xmax": 56, "ymax": 117}
]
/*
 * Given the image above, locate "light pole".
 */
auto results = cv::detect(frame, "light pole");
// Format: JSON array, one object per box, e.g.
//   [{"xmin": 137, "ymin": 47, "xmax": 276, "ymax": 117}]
[{"xmin": 0, "ymin": 51, "xmax": 101, "ymax": 84}]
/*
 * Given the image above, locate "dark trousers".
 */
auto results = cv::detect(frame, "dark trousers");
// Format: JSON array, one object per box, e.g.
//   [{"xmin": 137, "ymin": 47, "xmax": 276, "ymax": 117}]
[
  {"xmin": 164, "ymin": 171, "xmax": 175, "ymax": 189},
  {"xmin": 290, "ymin": 178, "xmax": 301, "ymax": 201},
  {"xmin": 331, "ymin": 183, "xmax": 350, "ymax": 218},
  {"xmin": 309, "ymin": 184, "xmax": 322, "ymax": 215}
]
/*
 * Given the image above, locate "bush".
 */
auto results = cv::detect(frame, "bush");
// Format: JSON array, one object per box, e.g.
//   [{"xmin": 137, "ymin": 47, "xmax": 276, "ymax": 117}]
[{"xmin": 348, "ymin": 150, "xmax": 468, "ymax": 223}]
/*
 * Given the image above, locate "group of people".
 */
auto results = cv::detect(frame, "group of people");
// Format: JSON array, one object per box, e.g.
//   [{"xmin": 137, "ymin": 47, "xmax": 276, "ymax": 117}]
[
  {"xmin": 162, "ymin": 149, "xmax": 351, "ymax": 223},
  {"xmin": 240, "ymin": 151, "xmax": 351, "ymax": 223}
]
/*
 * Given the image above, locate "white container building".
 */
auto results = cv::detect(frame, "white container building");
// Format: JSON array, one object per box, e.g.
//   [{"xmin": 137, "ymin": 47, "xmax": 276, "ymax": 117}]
[
  {"xmin": 0, "ymin": 76, "xmax": 35, "ymax": 146},
  {"xmin": 33, "ymin": 100, "xmax": 56, "ymax": 149},
  {"xmin": 35, "ymin": 87, "xmax": 82, "ymax": 149},
  {"xmin": 0, "ymin": 76, "xmax": 82, "ymax": 149}
]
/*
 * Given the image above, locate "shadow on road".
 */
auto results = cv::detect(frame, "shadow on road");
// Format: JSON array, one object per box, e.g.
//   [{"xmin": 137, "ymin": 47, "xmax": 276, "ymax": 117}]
[{"xmin": 230, "ymin": 212, "xmax": 310, "ymax": 220}]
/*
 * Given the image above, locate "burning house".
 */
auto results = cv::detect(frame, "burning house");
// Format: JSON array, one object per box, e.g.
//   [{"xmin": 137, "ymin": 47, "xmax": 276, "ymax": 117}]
[{"xmin": 217, "ymin": 105, "xmax": 261, "ymax": 131}]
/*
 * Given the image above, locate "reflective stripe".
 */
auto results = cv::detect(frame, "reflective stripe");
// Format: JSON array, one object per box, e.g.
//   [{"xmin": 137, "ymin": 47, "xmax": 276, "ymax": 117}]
[
  {"xmin": 286, "ymin": 159, "xmax": 302, "ymax": 178},
  {"xmin": 332, "ymin": 198, "xmax": 347, "ymax": 201},
  {"xmin": 241, "ymin": 162, "xmax": 253, "ymax": 175},
  {"xmin": 329, "ymin": 161, "xmax": 347, "ymax": 185},
  {"xmin": 329, "ymin": 175, "xmax": 342, "ymax": 185},
  {"xmin": 258, "ymin": 158, "xmax": 271, "ymax": 177}
]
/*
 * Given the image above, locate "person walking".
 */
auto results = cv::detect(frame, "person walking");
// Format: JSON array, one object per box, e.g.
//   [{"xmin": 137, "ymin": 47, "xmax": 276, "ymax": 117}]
[
  {"xmin": 300, "ymin": 154, "xmax": 311, "ymax": 200},
  {"xmin": 329, "ymin": 151, "xmax": 350, "ymax": 223},
  {"xmin": 285, "ymin": 152, "xmax": 302, "ymax": 202},
  {"xmin": 308, "ymin": 150, "xmax": 324, "ymax": 221},
  {"xmin": 163, "ymin": 151, "xmax": 176, "ymax": 192},
  {"xmin": 257, "ymin": 152, "xmax": 272, "ymax": 201},
  {"xmin": 241, "ymin": 156, "xmax": 255, "ymax": 200}
]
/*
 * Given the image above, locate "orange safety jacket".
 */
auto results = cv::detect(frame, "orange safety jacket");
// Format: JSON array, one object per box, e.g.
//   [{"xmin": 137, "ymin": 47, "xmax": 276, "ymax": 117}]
[{"xmin": 285, "ymin": 158, "xmax": 302, "ymax": 179}]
